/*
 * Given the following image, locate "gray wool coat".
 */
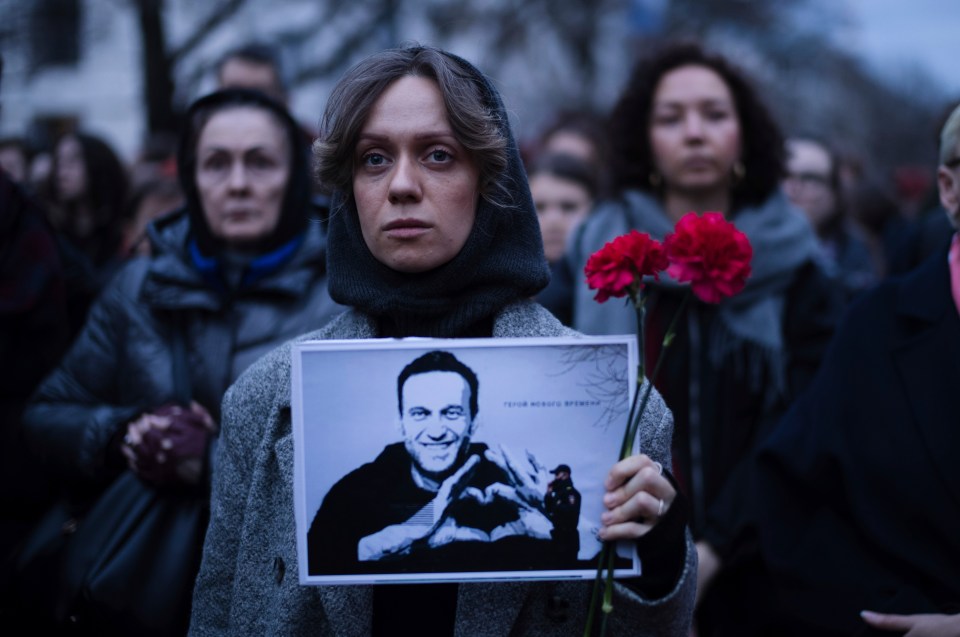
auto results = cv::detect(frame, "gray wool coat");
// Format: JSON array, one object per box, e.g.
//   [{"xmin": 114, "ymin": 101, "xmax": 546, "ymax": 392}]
[{"xmin": 189, "ymin": 301, "xmax": 696, "ymax": 636}]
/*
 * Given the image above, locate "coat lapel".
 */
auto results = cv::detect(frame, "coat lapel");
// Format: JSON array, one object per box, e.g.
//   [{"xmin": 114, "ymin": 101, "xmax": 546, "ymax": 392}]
[
  {"xmin": 892, "ymin": 251, "xmax": 960, "ymax": 509},
  {"xmin": 291, "ymin": 311, "xmax": 386, "ymax": 635}
]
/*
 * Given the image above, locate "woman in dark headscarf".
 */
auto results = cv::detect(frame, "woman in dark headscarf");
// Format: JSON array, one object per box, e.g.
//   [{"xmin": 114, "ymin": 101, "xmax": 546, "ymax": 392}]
[
  {"xmin": 21, "ymin": 88, "xmax": 343, "ymax": 635},
  {"xmin": 190, "ymin": 45, "xmax": 695, "ymax": 636}
]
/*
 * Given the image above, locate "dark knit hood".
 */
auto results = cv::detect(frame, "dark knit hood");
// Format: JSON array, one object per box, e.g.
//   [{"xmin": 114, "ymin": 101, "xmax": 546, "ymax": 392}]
[
  {"xmin": 325, "ymin": 48, "xmax": 550, "ymax": 337},
  {"xmin": 177, "ymin": 88, "xmax": 312, "ymax": 256}
]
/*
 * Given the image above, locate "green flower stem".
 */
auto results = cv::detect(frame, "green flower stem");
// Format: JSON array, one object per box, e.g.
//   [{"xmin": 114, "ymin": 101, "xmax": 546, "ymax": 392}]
[
  {"xmin": 587, "ymin": 298, "xmax": 647, "ymax": 637},
  {"xmin": 600, "ymin": 544, "xmax": 617, "ymax": 634},
  {"xmin": 585, "ymin": 289, "xmax": 693, "ymax": 637},
  {"xmin": 583, "ymin": 545, "xmax": 605, "ymax": 636},
  {"xmin": 618, "ymin": 297, "xmax": 646, "ymax": 459},
  {"xmin": 623, "ymin": 289, "xmax": 691, "ymax": 458},
  {"xmin": 583, "ymin": 541, "xmax": 619, "ymax": 637}
]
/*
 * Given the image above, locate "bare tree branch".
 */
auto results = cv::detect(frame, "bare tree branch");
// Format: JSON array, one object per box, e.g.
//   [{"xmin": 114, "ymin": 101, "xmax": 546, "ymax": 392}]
[
  {"xmin": 169, "ymin": 0, "xmax": 247, "ymax": 63},
  {"xmin": 289, "ymin": 0, "xmax": 397, "ymax": 85}
]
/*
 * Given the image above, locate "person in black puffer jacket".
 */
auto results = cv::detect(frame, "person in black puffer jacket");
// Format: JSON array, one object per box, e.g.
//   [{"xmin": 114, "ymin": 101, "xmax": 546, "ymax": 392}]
[{"xmin": 15, "ymin": 88, "xmax": 344, "ymax": 636}]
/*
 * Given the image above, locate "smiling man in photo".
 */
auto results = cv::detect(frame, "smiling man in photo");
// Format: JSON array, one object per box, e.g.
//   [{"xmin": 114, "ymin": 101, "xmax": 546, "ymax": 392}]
[{"xmin": 306, "ymin": 350, "xmax": 559, "ymax": 576}]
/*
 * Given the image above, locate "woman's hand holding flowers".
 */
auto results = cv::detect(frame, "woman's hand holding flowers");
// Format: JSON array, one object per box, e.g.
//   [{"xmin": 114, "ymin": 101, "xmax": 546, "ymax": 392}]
[
  {"xmin": 582, "ymin": 212, "xmax": 752, "ymax": 636},
  {"xmin": 598, "ymin": 454, "xmax": 674, "ymax": 541}
]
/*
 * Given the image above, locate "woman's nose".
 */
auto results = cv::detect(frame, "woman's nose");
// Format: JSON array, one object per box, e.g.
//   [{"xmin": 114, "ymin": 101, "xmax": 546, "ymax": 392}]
[
  {"xmin": 682, "ymin": 113, "xmax": 705, "ymax": 139},
  {"xmin": 227, "ymin": 161, "xmax": 249, "ymax": 191},
  {"xmin": 388, "ymin": 155, "xmax": 422, "ymax": 203}
]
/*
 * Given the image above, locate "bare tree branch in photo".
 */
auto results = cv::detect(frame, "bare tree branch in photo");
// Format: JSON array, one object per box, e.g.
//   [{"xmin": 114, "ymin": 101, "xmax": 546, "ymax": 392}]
[{"xmin": 553, "ymin": 345, "xmax": 630, "ymax": 432}]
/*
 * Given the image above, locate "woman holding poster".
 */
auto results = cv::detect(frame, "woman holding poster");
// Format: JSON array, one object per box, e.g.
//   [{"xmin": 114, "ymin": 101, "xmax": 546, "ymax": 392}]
[{"xmin": 189, "ymin": 45, "xmax": 695, "ymax": 636}]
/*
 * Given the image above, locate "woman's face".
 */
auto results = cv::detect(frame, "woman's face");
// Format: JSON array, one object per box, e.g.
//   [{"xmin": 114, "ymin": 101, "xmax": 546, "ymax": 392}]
[
  {"xmin": 0, "ymin": 146, "xmax": 28, "ymax": 183},
  {"xmin": 530, "ymin": 173, "xmax": 592, "ymax": 262},
  {"xmin": 784, "ymin": 138, "xmax": 837, "ymax": 230},
  {"xmin": 649, "ymin": 64, "xmax": 741, "ymax": 198},
  {"xmin": 353, "ymin": 75, "xmax": 480, "ymax": 273},
  {"xmin": 542, "ymin": 131, "xmax": 598, "ymax": 167},
  {"xmin": 55, "ymin": 135, "xmax": 88, "ymax": 202},
  {"xmin": 195, "ymin": 106, "xmax": 291, "ymax": 247}
]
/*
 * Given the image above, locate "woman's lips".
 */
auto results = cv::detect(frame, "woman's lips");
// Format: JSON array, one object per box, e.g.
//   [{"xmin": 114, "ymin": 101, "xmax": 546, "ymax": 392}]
[
  {"xmin": 383, "ymin": 218, "xmax": 431, "ymax": 238},
  {"xmin": 223, "ymin": 208, "xmax": 258, "ymax": 220},
  {"xmin": 681, "ymin": 156, "xmax": 715, "ymax": 170}
]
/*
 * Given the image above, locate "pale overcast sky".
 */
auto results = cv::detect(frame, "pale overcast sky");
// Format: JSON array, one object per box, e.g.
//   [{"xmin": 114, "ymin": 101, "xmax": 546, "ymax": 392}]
[{"xmin": 842, "ymin": 0, "xmax": 959, "ymax": 95}]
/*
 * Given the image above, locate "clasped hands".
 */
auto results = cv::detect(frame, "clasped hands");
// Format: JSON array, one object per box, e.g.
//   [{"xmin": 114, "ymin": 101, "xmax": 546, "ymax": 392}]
[
  {"xmin": 357, "ymin": 447, "xmax": 675, "ymax": 561},
  {"xmin": 121, "ymin": 401, "xmax": 216, "ymax": 486}
]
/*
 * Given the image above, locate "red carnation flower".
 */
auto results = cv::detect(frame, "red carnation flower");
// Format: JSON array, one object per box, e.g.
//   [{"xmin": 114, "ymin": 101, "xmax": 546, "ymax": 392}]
[
  {"xmin": 584, "ymin": 230, "xmax": 668, "ymax": 303},
  {"xmin": 583, "ymin": 213, "xmax": 751, "ymax": 634},
  {"xmin": 664, "ymin": 212, "xmax": 752, "ymax": 304}
]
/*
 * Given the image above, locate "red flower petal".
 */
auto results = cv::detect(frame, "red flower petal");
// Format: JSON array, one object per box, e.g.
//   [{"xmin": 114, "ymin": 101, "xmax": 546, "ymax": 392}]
[
  {"xmin": 663, "ymin": 212, "xmax": 753, "ymax": 304},
  {"xmin": 585, "ymin": 231, "xmax": 668, "ymax": 303}
]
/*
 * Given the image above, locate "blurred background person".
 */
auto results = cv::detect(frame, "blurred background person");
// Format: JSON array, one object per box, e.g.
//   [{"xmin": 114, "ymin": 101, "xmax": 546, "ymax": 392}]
[
  {"xmin": 527, "ymin": 151, "xmax": 598, "ymax": 325},
  {"xmin": 847, "ymin": 177, "xmax": 905, "ymax": 278},
  {"xmin": 754, "ymin": 100, "xmax": 960, "ymax": 637},
  {"xmin": 0, "ymin": 54, "xmax": 70, "ymax": 634},
  {"xmin": 567, "ymin": 40, "xmax": 845, "ymax": 637},
  {"xmin": 45, "ymin": 131, "xmax": 130, "ymax": 285},
  {"xmin": 215, "ymin": 41, "xmax": 289, "ymax": 105},
  {"xmin": 884, "ymin": 99, "xmax": 960, "ymax": 277},
  {"xmin": 783, "ymin": 135, "xmax": 879, "ymax": 298},
  {"xmin": 127, "ymin": 131, "xmax": 180, "ymax": 193},
  {"xmin": 27, "ymin": 147, "xmax": 54, "ymax": 199},
  {"xmin": 17, "ymin": 88, "xmax": 344, "ymax": 635},
  {"xmin": 0, "ymin": 137, "xmax": 31, "ymax": 185},
  {"xmin": 121, "ymin": 131, "xmax": 183, "ymax": 259},
  {"xmin": 215, "ymin": 40, "xmax": 325, "ymax": 211},
  {"xmin": 534, "ymin": 109, "xmax": 612, "ymax": 198},
  {"xmin": 119, "ymin": 171, "xmax": 184, "ymax": 258}
]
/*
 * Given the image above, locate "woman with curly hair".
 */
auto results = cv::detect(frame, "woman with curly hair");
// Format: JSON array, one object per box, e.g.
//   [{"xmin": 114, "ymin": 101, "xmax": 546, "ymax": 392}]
[
  {"xmin": 47, "ymin": 132, "xmax": 129, "ymax": 277},
  {"xmin": 568, "ymin": 40, "xmax": 845, "ymax": 636}
]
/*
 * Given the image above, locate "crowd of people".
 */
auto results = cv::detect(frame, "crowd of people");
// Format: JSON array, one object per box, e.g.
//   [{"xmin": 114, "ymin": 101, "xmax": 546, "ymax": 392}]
[{"xmin": 0, "ymin": 34, "xmax": 957, "ymax": 637}]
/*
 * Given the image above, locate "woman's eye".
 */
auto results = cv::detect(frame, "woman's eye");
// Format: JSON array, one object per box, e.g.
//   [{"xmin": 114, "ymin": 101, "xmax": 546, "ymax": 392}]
[
  {"xmin": 201, "ymin": 155, "xmax": 228, "ymax": 172},
  {"xmin": 248, "ymin": 155, "xmax": 275, "ymax": 170},
  {"xmin": 362, "ymin": 153, "xmax": 386, "ymax": 167},
  {"xmin": 428, "ymin": 149, "xmax": 451, "ymax": 162},
  {"xmin": 705, "ymin": 110, "xmax": 730, "ymax": 122}
]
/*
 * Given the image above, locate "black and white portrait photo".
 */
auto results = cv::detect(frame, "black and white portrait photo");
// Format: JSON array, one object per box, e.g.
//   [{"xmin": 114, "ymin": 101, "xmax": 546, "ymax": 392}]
[{"xmin": 291, "ymin": 336, "xmax": 640, "ymax": 584}]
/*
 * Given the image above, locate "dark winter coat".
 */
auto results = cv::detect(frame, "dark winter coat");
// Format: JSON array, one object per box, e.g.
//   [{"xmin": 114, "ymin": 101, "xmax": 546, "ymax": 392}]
[
  {"xmin": 0, "ymin": 171, "xmax": 70, "ymax": 564},
  {"xmin": 23, "ymin": 208, "xmax": 343, "ymax": 486},
  {"xmin": 755, "ymin": 244, "xmax": 960, "ymax": 636}
]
